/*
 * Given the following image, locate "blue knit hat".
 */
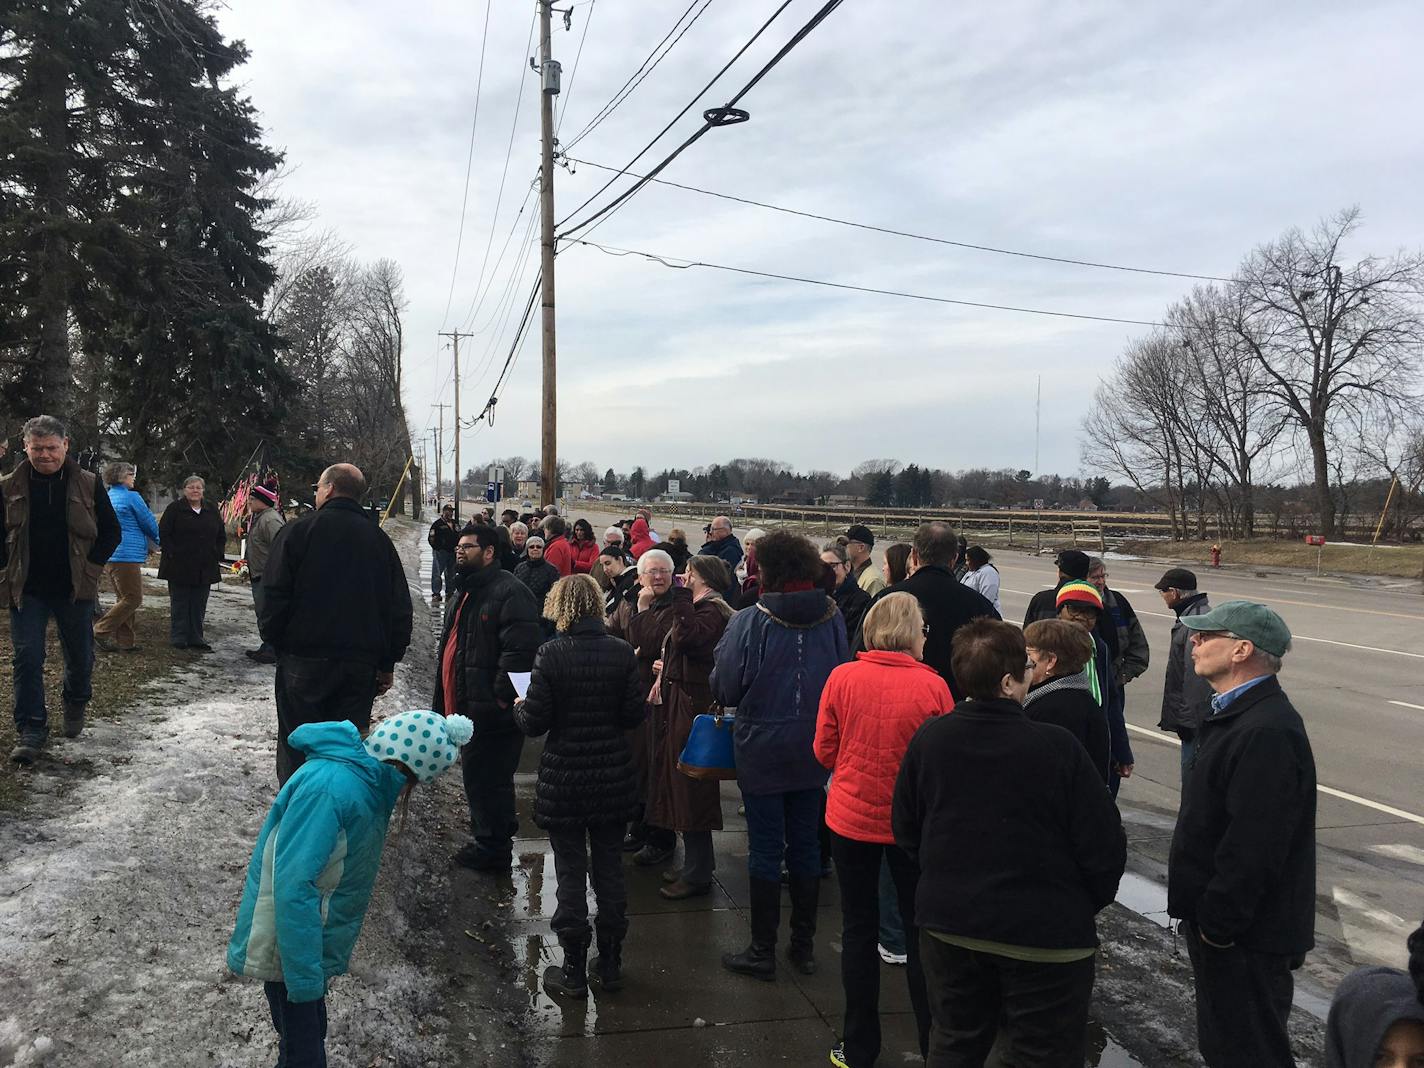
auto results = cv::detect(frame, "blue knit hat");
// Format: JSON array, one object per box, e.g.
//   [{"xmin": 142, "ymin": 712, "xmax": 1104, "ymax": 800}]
[{"xmin": 364, "ymin": 710, "xmax": 473, "ymax": 783}]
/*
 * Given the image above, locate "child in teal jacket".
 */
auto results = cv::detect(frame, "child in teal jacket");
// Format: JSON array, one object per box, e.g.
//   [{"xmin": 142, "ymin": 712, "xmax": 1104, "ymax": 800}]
[{"xmin": 228, "ymin": 710, "xmax": 472, "ymax": 1066}]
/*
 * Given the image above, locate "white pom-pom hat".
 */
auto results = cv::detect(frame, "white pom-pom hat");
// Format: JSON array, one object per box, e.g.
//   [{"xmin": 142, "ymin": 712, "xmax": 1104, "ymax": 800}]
[{"xmin": 364, "ymin": 710, "xmax": 473, "ymax": 783}]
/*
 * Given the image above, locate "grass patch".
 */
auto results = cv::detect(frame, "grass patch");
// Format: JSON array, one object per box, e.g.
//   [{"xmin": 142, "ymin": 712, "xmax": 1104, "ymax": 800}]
[
  {"xmin": 0, "ymin": 584, "xmax": 198, "ymax": 811},
  {"xmin": 1118, "ymin": 539, "xmax": 1424, "ymax": 580}
]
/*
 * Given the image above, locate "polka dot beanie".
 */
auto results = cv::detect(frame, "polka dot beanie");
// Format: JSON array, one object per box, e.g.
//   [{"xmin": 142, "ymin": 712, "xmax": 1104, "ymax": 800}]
[
  {"xmin": 364, "ymin": 710, "xmax": 474, "ymax": 783},
  {"xmin": 1055, "ymin": 580, "xmax": 1104, "ymax": 612}
]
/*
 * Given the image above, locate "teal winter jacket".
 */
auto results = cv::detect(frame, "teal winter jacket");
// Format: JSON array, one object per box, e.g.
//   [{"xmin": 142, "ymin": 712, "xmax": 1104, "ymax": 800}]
[{"xmin": 227, "ymin": 721, "xmax": 406, "ymax": 1002}]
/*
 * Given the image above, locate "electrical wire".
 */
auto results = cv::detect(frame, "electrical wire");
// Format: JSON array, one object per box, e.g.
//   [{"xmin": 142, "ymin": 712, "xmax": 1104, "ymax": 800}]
[
  {"xmin": 460, "ymin": 178, "xmax": 538, "ymax": 334},
  {"xmin": 554, "ymin": 0, "xmax": 594, "ymax": 136},
  {"xmin": 567, "ymin": 239, "xmax": 1168, "ymax": 326},
  {"xmin": 457, "ymin": 6, "xmax": 539, "ymax": 333},
  {"xmin": 556, "ymin": 0, "xmax": 794, "ymax": 232},
  {"xmin": 557, "ymin": 0, "xmax": 843, "ymax": 241},
  {"xmin": 561, "ymin": 0, "xmax": 714, "ymax": 153},
  {"xmin": 563, "ymin": 157, "xmax": 1232, "ymax": 282},
  {"xmin": 463, "ymin": 272, "xmax": 543, "ymax": 429},
  {"xmin": 438, "ymin": 0, "xmax": 493, "ymax": 328}
]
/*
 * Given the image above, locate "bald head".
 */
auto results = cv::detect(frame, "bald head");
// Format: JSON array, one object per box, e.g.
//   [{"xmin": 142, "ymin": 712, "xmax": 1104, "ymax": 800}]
[{"xmin": 318, "ymin": 463, "xmax": 367, "ymax": 507}]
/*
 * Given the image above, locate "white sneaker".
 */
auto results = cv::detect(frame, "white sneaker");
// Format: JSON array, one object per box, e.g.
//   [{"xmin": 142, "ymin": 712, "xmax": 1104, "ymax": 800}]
[{"xmin": 877, "ymin": 943, "xmax": 907, "ymax": 966}]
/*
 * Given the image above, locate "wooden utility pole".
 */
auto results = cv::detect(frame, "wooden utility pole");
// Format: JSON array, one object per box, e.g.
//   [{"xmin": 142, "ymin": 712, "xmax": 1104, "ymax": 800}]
[
  {"xmin": 538, "ymin": 0, "xmax": 561, "ymax": 508},
  {"xmin": 431, "ymin": 404, "xmax": 449, "ymax": 502},
  {"xmin": 438, "ymin": 332, "xmax": 472, "ymax": 522}
]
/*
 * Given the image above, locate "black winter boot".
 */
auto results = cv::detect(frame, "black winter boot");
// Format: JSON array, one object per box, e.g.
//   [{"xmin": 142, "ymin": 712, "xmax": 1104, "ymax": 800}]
[
  {"xmin": 542, "ymin": 942, "xmax": 589, "ymax": 999},
  {"xmin": 786, "ymin": 874, "xmax": 820, "ymax": 975},
  {"xmin": 589, "ymin": 937, "xmax": 624, "ymax": 992},
  {"xmin": 722, "ymin": 876, "xmax": 781, "ymax": 981}
]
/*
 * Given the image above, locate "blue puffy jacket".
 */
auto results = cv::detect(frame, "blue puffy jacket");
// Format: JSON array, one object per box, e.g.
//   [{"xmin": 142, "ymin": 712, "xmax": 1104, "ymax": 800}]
[
  {"xmin": 227, "ymin": 722, "xmax": 406, "ymax": 1002},
  {"xmin": 107, "ymin": 484, "xmax": 160, "ymax": 563},
  {"xmin": 711, "ymin": 589, "xmax": 848, "ymax": 796}
]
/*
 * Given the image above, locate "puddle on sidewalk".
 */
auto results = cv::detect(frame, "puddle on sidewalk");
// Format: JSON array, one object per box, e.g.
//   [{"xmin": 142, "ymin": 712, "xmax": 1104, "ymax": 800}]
[
  {"xmin": 1115, "ymin": 871, "xmax": 1171, "ymax": 928},
  {"xmin": 1086, "ymin": 1019, "xmax": 1147, "ymax": 1067}
]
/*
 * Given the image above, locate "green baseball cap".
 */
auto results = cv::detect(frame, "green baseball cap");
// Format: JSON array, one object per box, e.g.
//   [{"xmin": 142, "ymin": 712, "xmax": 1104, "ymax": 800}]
[{"xmin": 1178, "ymin": 600, "xmax": 1292, "ymax": 656}]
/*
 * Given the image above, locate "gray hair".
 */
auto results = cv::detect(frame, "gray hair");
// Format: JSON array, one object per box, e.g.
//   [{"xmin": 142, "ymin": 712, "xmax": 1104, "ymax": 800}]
[
  {"xmin": 820, "ymin": 541, "xmax": 850, "ymax": 565},
  {"xmin": 509, "ymin": 521, "xmax": 529, "ymax": 537},
  {"xmin": 22, "ymin": 415, "xmax": 66, "ymax": 441},
  {"xmin": 637, "ymin": 548, "xmax": 674, "ymax": 576},
  {"xmin": 182, "ymin": 475, "xmax": 205, "ymax": 490},
  {"xmin": 544, "ymin": 504, "xmax": 560, "ymax": 517},
  {"xmin": 1088, "ymin": 556, "xmax": 1105, "ymax": 572},
  {"xmin": 604, "ymin": 525, "xmax": 624, "ymax": 543},
  {"xmin": 744, "ymin": 527, "xmax": 767, "ymax": 545},
  {"xmin": 525, "ymin": 535, "xmax": 545, "ymax": 549},
  {"xmin": 103, "ymin": 462, "xmax": 136, "ymax": 486}
]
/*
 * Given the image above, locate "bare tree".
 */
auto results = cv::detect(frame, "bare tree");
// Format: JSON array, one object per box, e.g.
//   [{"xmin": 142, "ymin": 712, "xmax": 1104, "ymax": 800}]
[{"xmin": 1231, "ymin": 209, "xmax": 1424, "ymax": 537}]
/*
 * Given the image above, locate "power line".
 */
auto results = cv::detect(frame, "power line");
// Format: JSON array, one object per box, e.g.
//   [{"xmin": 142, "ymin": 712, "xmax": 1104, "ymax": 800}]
[
  {"xmin": 459, "ymin": 177, "xmax": 538, "ymax": 333},
  {"xmin": 458, "ymin": 6, "xmax": 539, "ymax": 333},
  {"xmin": 438, "ymin": 0, "xmax": 494, "ymax": 328},
  {"xmin": 464, "ymin": 272, "xmax": 543, "ymax": 429},
  {"xmin": 561, "ymin": 0, "xmax": 714, "ymax": 153},
  {"xmin": 557, "ymin": 0, "xmax": 844, "ymax": 241},
  {"xmin": 555, "ymin": 0, "xmax": 794, "ymax": 232},
  {"xmin": 554, "ymin": 0, "xmax": 595, "ymax": 137},
  {"xmin": 568, "ymin": 238, "xmax": 1168, "ymax": 326},
  {"xmin": 563, "ymin": 157, "xmax": 1232, "ymax": 282}
]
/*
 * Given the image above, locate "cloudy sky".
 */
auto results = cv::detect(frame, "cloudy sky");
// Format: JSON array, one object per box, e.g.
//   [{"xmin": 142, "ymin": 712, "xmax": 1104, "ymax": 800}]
[{"xmin": 216, "ymin": 0, "xmax": 1424, "ymax": 481}]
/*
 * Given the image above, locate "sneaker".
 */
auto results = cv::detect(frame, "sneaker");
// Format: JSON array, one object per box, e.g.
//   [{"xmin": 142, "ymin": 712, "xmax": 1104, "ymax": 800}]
[
  {"xmin": 62, "ymin": 703, "xmax": 86, "ymax": 739},
  {"xmin": 9, "ymin": 731, "xmax": 47, "ymax": 764},
  {"xmin": 632, "ymin": 843, "xmax": 675, "ymax": 867},
  {"xmin": 829, "ymin": 1044, "xmax": 855, "ymax": 1068},
  {"xmin": 877, "ymin": 943, "xmax": 907, "ymax": 966},
  {"xmin": 95, "ymin": 636, "xmax": 120, "ymax": 653}
]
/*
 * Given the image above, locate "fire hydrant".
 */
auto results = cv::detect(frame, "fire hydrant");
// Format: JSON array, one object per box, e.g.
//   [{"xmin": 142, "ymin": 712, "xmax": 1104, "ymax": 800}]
[{"xmin": 1210, "ymin": 544, "xmax": 1221, "ymax": 568}]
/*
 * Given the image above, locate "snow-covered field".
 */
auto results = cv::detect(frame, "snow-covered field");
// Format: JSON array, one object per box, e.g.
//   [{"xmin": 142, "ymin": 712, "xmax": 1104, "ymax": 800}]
[{"xmin": 0, "ymin": 581, "xmax": 445, "ymax": 1068}]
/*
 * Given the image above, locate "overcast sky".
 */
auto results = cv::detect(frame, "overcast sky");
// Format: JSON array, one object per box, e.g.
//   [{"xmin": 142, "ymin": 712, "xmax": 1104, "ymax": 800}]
[{"xmin": 217, "ymin": 0, "xmax": 1424, "ymax": 481}]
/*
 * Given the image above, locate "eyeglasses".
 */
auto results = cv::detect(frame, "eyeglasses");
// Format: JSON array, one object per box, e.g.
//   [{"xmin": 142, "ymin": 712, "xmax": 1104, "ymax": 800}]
[
  {"xmin": 921, "ymin": 622, "xmax": 931, "ymax": 636},
  {"xmin": 644, "ymin": 567, "xmax": 672, "ymax": 576},
  {"xmin": 1190, "ymin": 631, "xmax": 1236, "ymax": 644}
]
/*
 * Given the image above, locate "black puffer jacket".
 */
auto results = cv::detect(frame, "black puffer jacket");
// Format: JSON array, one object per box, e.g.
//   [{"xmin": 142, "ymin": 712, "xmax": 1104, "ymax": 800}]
[
  {"xmin": 433, "ymin": 564, "xmax": 541, "ymax": 731},
  {"xmin": 514, "ymin": 558, "xmax": 559, "ymax": 610},
  {"xmin": 514, "ymin": 617, "xmax": 646, "ymax": 829}
]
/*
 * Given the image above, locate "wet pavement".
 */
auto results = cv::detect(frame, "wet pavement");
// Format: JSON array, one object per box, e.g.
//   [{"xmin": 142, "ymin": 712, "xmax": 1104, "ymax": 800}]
[{"xmin": 386, "ymin": 521, "xmax": 1325, "ymax": 1067}]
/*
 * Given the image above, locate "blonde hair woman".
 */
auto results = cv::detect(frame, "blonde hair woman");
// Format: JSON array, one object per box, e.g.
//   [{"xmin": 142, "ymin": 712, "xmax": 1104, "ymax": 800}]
[
  {"xmin": 814, "ymin": 591, "xmax": 952, "ymax": 1066},
  {"xmin": 515, "ymin": 574, "xmax": 647, "ymax": 999}
]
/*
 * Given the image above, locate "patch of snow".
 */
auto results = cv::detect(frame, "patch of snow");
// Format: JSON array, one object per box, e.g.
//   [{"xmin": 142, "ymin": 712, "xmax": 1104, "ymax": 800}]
[{"xmin": 0, "ymin": 581, "xmax": 445, "ymax": 1067}]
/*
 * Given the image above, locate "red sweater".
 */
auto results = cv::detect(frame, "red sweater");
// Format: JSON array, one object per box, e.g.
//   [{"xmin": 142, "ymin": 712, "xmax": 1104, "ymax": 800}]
[
  {"xmin": 815, "ymin": 650, "xmax": 953, "ymax": 844},
  {"xmin": 569, "ymin": 538, "xmax": 600, "ymax": 575},
  {"xmin": 542, "ymin": 535, "xmax": 574, "ymax": 578}
]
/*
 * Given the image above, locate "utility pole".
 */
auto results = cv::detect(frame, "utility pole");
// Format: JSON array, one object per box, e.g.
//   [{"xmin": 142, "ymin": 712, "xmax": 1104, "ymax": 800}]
[
  {"xmin": 538, "ymin": 0, "xmax": 561, "ymax": 508},
  {"xmin": 431, "ymin": 403, "xmax": 450, "ymax": 503},
  {"xmin": 438, "ymin": 333, "xmax": 472, "ymax": 522}
]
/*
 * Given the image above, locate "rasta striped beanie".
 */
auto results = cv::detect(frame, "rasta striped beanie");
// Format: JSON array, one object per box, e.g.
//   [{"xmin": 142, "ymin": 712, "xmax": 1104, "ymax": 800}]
[
  {"xmin": 364, "ymin": 710, "xmax": 473, "ymax": 783},
  {"xmin": 1055, "ymin": 580, "xmax": 1104, "ymax": 612}
]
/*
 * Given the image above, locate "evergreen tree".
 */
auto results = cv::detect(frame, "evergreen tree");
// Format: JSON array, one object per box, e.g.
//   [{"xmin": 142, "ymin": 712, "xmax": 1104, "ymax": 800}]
[
  {"xmin": 867, "ymin": 469, "xmax": 895, "ymax": 507},
  {"xmin": 0, "ymin": 0, "xmax": 287, "ymax": 484}
]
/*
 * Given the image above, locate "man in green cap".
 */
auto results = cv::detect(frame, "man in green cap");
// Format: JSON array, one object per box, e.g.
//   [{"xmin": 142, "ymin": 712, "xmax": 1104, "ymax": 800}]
[{"xmin": 1166, "ymin": 600, "xmax": 1316, "ymax": 1068}]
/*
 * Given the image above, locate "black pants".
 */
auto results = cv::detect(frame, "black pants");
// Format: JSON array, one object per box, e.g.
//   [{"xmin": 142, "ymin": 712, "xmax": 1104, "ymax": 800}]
[
  {"xmin": 167, "ymin": 582, "xmax": 211, "ymax": 646},
  {"xmin": 548, "ymin": 821, "xmax": 629, "ymax": 948},
  {"xmin": 919, "ymin": 934, "xmax": 1095, "ymax": 1068},
  {"xmin": 275, "ymin": 655, "xmax": 378, "ymax": 784},
  {"xmin": 1181, "ymin": 920, "xmax": 1297, "ymax": 1067},
  {"xmin": 264, "ymin": 981, "xmax": 327, "ymax": 1067},
  {"xmin": 461, "ymin": 726, "xmax": 525, "ymax": 861},
  {"xmin": 831, "ymin": 832, "xmax": 930, "ymax": 1065}
]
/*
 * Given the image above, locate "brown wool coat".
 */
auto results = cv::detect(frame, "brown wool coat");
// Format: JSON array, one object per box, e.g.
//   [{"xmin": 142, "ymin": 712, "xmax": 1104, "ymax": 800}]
[
  {"xmin": 613, "ymin": 590, "xmax": 679, "ymax": 805},
  {"xmin": 647, "ymin": 590, "xmax": 732, "ymax": 832}
]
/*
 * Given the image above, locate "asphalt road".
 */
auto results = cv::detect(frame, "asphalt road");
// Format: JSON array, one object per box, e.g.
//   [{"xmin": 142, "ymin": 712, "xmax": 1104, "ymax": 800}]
[{"xmin": 558, "ymin": 506, "xmax": 1424, "ymax": 989}]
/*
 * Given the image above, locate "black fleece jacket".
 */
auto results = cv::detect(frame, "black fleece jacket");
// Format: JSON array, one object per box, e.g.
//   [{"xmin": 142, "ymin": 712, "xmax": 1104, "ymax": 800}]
[{"xmin": 892, "ymin": 697, "xmax": 1126, "ymax": 949}]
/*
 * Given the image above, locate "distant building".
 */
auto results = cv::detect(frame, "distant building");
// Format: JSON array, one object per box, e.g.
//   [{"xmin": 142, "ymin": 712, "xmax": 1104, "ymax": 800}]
[{"xmin": 517, "ymin": 480, "xmax": 541, "ymax": 500}]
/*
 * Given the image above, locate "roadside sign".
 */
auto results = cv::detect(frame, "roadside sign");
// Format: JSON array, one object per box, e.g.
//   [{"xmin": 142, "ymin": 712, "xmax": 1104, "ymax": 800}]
[
  {"xmin": 668, "ymin": 479, "xmax": 680, "ymax": 495},
  {"xmin": 486, "ymin": 481, "xmax": 497, "ymax": 502}
]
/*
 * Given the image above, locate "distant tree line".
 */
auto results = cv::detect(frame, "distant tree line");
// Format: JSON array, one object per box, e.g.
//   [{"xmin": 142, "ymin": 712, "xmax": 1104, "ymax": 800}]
[{"xmin": 1081, "ymin": 210, "xmax": 1424, "ymax": 540}]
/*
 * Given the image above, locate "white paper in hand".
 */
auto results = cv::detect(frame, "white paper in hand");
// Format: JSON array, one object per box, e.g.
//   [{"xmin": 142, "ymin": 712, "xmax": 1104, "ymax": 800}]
[{"xmin": 508, "ymin": 672, "xmax": 532, "ymax": 700}]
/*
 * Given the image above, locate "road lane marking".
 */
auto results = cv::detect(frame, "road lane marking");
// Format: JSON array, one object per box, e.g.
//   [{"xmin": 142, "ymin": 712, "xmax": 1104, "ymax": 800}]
[
  {"xmin": 1372, "ymin": 844, "xmax": 1424, "ymax": 865},
  {"xmin": 1388, "ymin": 700, "xmax": 1424, "ymax": 711},
  {"xmin": 1124, "ymin": 723, "xmax": 1424, "ymax": 826}
]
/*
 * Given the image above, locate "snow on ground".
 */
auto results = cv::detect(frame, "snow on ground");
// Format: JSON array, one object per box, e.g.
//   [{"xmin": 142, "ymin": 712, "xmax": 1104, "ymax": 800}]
[{"xmin": 0, "ymin": 581, "xmax": 446, "ymax": 1068}]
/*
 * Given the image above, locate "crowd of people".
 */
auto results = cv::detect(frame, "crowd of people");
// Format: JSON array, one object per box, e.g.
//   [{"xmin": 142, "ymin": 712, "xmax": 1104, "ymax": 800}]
[{"xmin": 4, "ymin": 412, "xmax": 1423, "ymax": 1067}]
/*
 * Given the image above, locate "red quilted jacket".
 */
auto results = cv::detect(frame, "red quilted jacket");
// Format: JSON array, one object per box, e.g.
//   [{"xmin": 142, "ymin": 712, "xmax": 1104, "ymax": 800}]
[
  {"xmin": 542, "ymin": 535, "xmax": 574, "ymax": 578},
  {"xmin": 815, "ymin": 650, "xmax": 953, "ymax": 844},
  {"xmin": 569, "ymin": 538, "xmax": 600, "ymax": 575}
]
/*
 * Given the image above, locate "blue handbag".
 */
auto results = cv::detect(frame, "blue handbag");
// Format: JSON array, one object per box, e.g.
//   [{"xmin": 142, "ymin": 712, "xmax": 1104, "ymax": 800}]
[{"xmin": 677, "ymin": 706, "xmax": 737, "ymax": 781}]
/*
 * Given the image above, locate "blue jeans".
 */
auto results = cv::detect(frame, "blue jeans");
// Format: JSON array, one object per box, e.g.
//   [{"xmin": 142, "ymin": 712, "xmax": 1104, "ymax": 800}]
[
  {"xmin": 741, "ymin": 787, "xmax": 822, "ymax": 882},
  {"xmin": 10, "ymin": 595, "xmax": 95, "ymax": 737},
  {"xmin": 879, "ymin": 854, "xmax": 907, "ymax": 954},
  {"xmin": 431, "ymin": 549, "xmax": 455, "ymax": 596},
  {"xmin": 263, "ymin": 981, "xmax": 327, "ymax": 1067}
]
